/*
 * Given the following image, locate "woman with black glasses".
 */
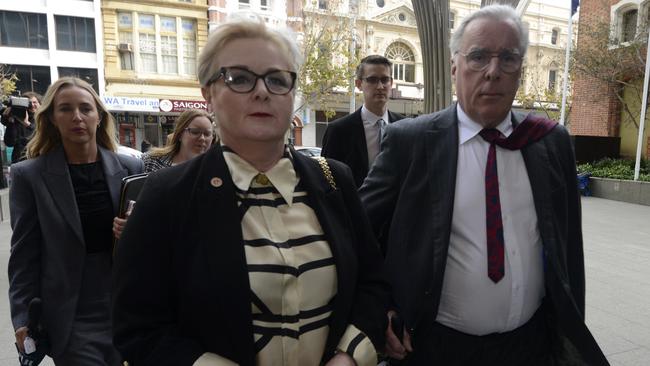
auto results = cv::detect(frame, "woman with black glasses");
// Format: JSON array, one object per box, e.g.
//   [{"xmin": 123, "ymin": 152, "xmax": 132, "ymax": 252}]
[
  {"xmin": 112, "ymin": 17, "xmax": 389, "ymax": 366},
  {"xmin": 141, "ymin": 109, "xmax": 214, "ymax": 173}
]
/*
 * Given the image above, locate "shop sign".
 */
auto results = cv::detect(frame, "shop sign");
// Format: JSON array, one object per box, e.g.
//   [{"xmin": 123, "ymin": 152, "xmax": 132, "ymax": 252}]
[
  {"xmin": 103, "ymin": 96, "xmax": 160, "ymax": 112},
  {"xmin": 159, "ymin": 99, "xmax": 208, "ymax": 112}
]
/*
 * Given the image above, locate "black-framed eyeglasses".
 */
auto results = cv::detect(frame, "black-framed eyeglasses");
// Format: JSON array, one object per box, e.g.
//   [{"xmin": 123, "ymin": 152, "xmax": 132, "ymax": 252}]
[
  {"xmin": 184, "ymin": 127, "xmax": 213, "ymax": 139},
  {"xmin": 362, "ymin": 76, "xmax": 393, "ymax": 85},
  {"xmin": 456, "ymin": 49, "xmax": 523, "ymax": 74},
  {"xmin": 207, "ymin": 66, "xmax": 297, "ymax": 95}
]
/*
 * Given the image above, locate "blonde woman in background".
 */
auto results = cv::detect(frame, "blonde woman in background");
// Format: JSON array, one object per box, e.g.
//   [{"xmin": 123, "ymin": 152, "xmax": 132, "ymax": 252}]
[
  {"xmin": 141, "ymin": 109, "xmax": 214, "ymax": 173},
  {"xmin": 8, "ymin": 77, "xmax": 143, "ymax": 365}
]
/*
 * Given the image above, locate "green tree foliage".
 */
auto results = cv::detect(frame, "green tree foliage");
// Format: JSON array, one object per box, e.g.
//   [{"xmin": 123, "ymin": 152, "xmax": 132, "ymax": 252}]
[
  {"xmin": 0, "ymin": 64, "xmax": 17, "ymax": 104},
  {"xmin": 297, "ymin": 0, "xmax": 359, "ymax": 119}
]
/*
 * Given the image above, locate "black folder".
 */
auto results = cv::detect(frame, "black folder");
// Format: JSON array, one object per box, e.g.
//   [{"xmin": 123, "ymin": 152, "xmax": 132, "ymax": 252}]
[{"xmin": 118, "ymin": 173, "xmax": 148, "ymax": 218}]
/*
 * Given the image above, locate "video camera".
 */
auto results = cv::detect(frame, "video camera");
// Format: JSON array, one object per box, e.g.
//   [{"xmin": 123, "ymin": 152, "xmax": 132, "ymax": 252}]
[{"xmin": 0, "ymin": 95, "xmax": 31, "ymax": 126}]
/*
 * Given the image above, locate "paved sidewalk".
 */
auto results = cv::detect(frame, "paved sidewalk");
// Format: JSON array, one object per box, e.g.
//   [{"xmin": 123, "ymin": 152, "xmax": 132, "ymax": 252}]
[
  {"xmin": 0, "ymin": 196, "xmax": 647, "ymax": 365},
  {"xmin": 582, "ymin": 197, "xmax": 650, "ymax": 365}
]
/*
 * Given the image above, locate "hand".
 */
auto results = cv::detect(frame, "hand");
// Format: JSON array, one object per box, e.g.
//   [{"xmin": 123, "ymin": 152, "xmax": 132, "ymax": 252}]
[
  {"xmin": 324, "ymin": 352, "xmax": 356, "ymax": 366},
  {"xmin": 385, "ymin": 311, "xmax": 413, "ymax": 360},
  {"xmin": 18, "ymin": 110, "xmax": 30, "ymax": 127},
  {"xmin": 14, "ymin": 326, "xmax": 29, "ymax": 353},
  {"xmin": 113, "ymin": 217, "xmax": 127, "ymax": 240}
]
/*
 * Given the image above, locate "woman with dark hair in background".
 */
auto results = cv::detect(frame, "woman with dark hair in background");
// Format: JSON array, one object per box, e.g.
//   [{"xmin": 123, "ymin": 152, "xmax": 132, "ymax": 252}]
[{"xmin": 8, "ymin": 77, "xmax": 143, "ymax": 365}]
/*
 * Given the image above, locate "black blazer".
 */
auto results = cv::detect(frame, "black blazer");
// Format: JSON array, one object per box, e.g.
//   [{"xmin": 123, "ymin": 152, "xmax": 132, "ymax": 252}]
[
  {"xmin": 359, "ymin": 104, "xmax": 608, "ymax": 365},
  {"xmin": 321, "ymin": 108, "xmax": 404, "ymax": 187},
  {"xmin": 112, "ymin": 145, "xmax": 390, "ymax": 366}
]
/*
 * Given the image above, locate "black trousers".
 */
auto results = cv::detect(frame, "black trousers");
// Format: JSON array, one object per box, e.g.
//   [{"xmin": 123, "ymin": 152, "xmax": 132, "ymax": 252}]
[{"xmin": 402, "ymin": 305, "xmax": 554, "ymax": 366}]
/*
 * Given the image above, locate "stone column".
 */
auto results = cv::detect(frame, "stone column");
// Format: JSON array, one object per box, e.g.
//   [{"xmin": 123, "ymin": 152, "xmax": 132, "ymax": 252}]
[{"xmin": 411, "ymin": 0, "xmax": 452, "ymax": 113}]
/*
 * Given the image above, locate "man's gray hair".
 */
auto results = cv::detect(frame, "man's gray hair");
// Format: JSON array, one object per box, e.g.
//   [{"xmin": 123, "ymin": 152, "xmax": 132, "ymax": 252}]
[{"xmin": 449, "ymin": 4, "xmax": 529, "ymax": 57}]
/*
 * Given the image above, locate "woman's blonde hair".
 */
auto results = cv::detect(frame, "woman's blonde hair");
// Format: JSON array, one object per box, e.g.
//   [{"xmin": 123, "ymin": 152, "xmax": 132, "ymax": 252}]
[
  {"xmin": 147, "ymin": 109, "xmax": 214, "ymax": 159},
  {"xmin": 26, "ymin": 77, "xmax": 117, "ymax": 158},
  {"xmin": 197, "ymin": 15, "xmax": 302, "ymax": 87}
]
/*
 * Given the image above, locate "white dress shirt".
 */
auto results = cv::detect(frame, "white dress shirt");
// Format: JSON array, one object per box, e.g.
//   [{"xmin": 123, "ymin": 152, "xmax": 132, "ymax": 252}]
[
  {"xmin": 361, "ymin": 105, "xmax": 389, "ymax": 169},
  {"xmin": 435, "ymin": 105, "xmax": 545, "ymax": 335}
]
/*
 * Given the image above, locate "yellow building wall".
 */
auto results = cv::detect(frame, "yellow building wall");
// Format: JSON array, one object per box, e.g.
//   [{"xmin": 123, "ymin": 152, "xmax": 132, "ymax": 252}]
[
  {"xmin": 619, "ymin": 78, "xmax": 650, "ymax": 159},
  {"xmin": 101, "ymin": 0, "xmax": 209, "ymax": 99}
]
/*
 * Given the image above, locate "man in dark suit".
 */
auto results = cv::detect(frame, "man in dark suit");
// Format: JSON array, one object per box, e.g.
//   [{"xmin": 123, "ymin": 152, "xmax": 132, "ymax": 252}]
[
  {"xmin": 360, "ymin": 5, "xmax": 609, "ymax": 366},
  {"xmin": 321, "ymin": 55, "xmax": 404, "ymax": 187}
]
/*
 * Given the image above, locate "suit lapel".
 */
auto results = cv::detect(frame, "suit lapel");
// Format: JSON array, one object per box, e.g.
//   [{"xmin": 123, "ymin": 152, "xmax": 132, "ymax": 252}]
[
  {"xmin": 292, "ymin": 151, "xmax": 354, "ymax": 356},
  {"xmin": 424, "ymin": 106, "xmax": 459, "ymax": 311},
  {"xmin": 351, "ymin": 108, "xmax": 369, "ymax": 171},
  {"xmin": 41, "ymin": 146, "xmax": 85, "ymax": 245},
  {"xmin": 98, "ymin": 147, "xmax": 128, "ymax": 216},
  {"xmin": 522, "ymin": 135, "xmax": 562, "ymax": 271},
  {"xmin": 193, "ymin": 146, "xmax": 255, "ymax": 365}
]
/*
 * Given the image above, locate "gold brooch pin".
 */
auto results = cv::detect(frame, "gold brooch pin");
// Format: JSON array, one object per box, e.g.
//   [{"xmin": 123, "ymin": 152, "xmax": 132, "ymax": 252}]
[{"xmin": 255, "ymin": 174, "xmax": 270, "ymax": 186}]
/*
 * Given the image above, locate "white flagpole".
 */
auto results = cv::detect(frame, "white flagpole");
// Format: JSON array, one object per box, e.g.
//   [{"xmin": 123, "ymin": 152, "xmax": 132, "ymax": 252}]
[
  {"xmin": 559, "ymin": 8, "xmax": 574, "ymax": 125},
  {"xmin": 633, "ymin": 29, "xmax": 650, "ymax": 181}
]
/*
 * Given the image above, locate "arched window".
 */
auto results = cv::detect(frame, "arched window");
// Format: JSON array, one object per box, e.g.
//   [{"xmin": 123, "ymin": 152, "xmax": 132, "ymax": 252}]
[
  {"xmin": 551, "ymin": 28, "xmax": 559, "ymax": 45},
  {"xmin": 622, "ymin": 8, "xmax": 638, "ymax": 42},
  {"xmin": 385, "ymin": 42, "xmax": 415, "ymax": 83}
]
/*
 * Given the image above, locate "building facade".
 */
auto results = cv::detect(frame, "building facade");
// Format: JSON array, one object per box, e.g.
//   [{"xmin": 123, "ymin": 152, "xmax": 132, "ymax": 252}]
[
  {"xmin": 570, "ymin": 0, "xmax": 649, "ymax": 159},
  {"xmin": 101, "ymin": 0, "xmax": 209, "ymax": 149},
  {"xmin": 0, "ymin": 0, "xmax": 104, "ymax": 95},
  {"xmin": 299, "ymin": 0, "xmax": 575, "ymax": 147}
]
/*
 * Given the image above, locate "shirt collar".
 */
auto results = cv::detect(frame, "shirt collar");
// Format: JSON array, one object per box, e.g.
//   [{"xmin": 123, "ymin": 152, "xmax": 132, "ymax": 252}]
[
  {"xmin": 361, "ymin": 104, "xmax": 389, "ymax": 126},
  {"xmin": 222, "ymin": 145, "xmax": 298, "ymax": 206},
  {"xmin": 457, "ymin": 104, "xmax": 513, "ymax": 145}
]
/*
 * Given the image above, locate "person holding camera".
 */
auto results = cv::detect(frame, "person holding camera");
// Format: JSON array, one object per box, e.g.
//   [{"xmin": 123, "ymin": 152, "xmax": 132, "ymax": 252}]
[{"xmin": 2, "ymin": 92, "xmax": 41, "ymax": 163}]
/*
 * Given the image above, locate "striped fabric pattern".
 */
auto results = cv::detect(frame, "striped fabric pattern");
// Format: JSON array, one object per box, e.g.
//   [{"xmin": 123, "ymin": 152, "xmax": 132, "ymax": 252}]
[
  {"xmin": 220, "ymin": 146, "xmax": 376, "ymax": 366},
  {"xmin": 141, "ymin": 152, "xmax": 173, "ymax": 173},
  {"xmin": 224, "ymin": 147, "xmax": 337, "ymax": 366}
]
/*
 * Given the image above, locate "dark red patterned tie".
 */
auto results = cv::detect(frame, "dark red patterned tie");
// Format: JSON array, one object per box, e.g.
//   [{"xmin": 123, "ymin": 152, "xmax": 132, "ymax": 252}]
[
  {"xmin": 479, "ymin": 129, "xmax": 506, "ymax": 283},
  {"xmin": 478, "ymin": 115, "xmax": 558, "ymax": 283}
]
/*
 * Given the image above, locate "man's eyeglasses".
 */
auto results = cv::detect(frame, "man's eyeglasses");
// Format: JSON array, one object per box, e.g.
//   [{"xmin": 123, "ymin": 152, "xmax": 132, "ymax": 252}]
[
  {"xmin": 456, "ymin": 49, "xmax": 523, "ymax": 74},
  {"xmin": 362, "ymin": 76, "xmax": 393, "ymax": 85},
  {"xmin": 207, "ymin": 67, "xmax": 297, "ymax": 95},
  {"xmin": 184, "ymin": 127, "xmax": 213, "ymax": 139}
]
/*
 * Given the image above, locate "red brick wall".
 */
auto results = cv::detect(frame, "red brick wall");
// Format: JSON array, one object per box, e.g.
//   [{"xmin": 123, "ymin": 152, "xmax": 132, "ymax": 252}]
[{"xmin": 569, "ymin": 0, "xmax": 623, "ymax": 136}]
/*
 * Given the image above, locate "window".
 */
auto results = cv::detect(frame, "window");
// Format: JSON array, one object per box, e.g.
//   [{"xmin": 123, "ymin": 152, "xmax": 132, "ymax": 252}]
[
  {"xmin": 139, "ymin": 14, "xmax": 157, "ymax": 73},
  {"xmin": 385, "ymin": 42, "xmax": 415, "ymax": 83},
  {"xmin": 398, "ymin": 13, "xmax": 406, "ymax": 22},
  {"xmin": 376, "ymin": 0, "xmax": 385, "ymax": 7},
  {"xmin": 58, "ymin": 67, "xmax": 99, "ymax": 93},
  {"xmin": 260, "ymin": 0, "xmax": 271, "ymax": 11},
  {"xmin": 181, "ymin": 19, "xmax": 197, "ymax": 75},
  {"xmin": 239, "ymin": 0, "xmax": 251, "ymax": 9},
  {"xmin": 0, "ymin": 11, "xmax": 48, "ymax": 49},
  {"xmin": 118, "ymin": 12, "xmax": 134, "ymax": 70},
  {"xmin": 3, "ymin": 64, "xmax": 50, "ymax": 95},
  {"xmin": 520, "ymin": 67, "xmax": 527, "ymax": 90},
  {"xmin": 160, "ymin": 17, "xmax": 178, "ymax": 74},
  {"xmin": 55, "ymin": 16, "xmax": 96, "ymax": 52},
  {"xmin": 622, "ymin": 9, "xmax": 638, "ymax": 42},
  {"xmin": 450, "ymin": 11, "xmax": 456, "ymax": 29},
  {"xmin": 551, "ymin": 28, "xmax": 559, "ymax": 45},
  {"xmin": 118, "ymin": 12, "xmax": 197, "ymax": 76},
  {"xmin": 318, "ymin": 0, "xmax": 327, "ymax": 10},
  {"xmin": 548, "ymin": 69, "xmax": 557, "ymax": 92}
]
